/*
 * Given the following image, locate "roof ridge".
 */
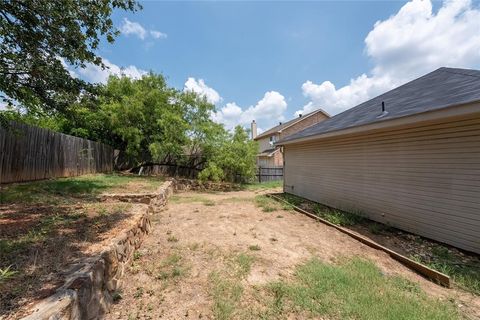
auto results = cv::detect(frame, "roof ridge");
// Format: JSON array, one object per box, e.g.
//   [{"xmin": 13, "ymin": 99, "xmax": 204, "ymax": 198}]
[
  {"xmin": 254, "ymin": 108, "xmax": 325, "ymax": 139},
  {"xmin": 440, "ymin": 67, "xmax": 480, "ymax": 79}
]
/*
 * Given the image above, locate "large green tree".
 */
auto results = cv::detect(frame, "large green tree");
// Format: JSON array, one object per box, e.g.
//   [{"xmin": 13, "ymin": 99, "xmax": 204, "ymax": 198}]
[
  {"xmin": 0, "ymin": 0, "xmax": 140, "ymax": 115},
  {"xmin": 51, "ymin": 73, "xmax": 224, "ymax": 168},
  {"xmin": 199, "ymin": 126, "xmax": 258, "ymax": 182},
  {"xmin": 3, "ymin": 72, "xmax": 258, "ymax": 183}
]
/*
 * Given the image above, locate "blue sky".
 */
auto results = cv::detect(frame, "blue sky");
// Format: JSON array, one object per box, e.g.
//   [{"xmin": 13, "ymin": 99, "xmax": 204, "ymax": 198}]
[{"xmin": 78, "ymin": 0, "xmax": 480, "ymax": 133}]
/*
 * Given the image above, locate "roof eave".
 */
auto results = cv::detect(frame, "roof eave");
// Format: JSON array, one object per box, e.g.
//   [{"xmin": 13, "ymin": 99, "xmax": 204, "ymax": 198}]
[
  {"xmin": 253, "ymin": 131, "xmax": 280, "ymax": 140},
  {"xmin": 276, "ymin": 102, "xmax": 480, "ymax": 146}
]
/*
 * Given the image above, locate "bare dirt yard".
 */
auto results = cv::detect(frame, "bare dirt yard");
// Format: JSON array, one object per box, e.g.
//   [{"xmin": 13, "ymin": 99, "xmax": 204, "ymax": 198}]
[{"xmin": 106, "ymin": 187, "xmax": 480, "ymax": 320}]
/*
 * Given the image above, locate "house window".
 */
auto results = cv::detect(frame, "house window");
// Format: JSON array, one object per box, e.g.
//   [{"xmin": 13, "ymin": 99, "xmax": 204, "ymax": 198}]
[{"xmin": 269, "ymin": 135, "xmax": 276, "ymax": 145}]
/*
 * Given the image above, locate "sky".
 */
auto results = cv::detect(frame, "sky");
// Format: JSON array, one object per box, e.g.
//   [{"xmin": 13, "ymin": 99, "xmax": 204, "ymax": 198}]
[{"xmin": 74, "ymin": 0, "xmax": 480, "ymax": 133}]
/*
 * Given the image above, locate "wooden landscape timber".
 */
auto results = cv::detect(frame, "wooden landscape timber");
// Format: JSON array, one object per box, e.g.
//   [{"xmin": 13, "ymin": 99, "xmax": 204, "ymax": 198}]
[{"xmin": 267, "ymin": 193, "xmax": 451, "ymax": 288}]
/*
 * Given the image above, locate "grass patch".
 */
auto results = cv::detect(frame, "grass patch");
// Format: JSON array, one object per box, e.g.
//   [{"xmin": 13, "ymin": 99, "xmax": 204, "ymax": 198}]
[
  {"xmin": 170, "ymin": 195, "xmax": 216, "ymax": 206},
  {"xmin": 0, "ymin": 173, "xmax": 163, "ymax": 204},
  {"xmin": 254, "ymin": 195, "xmax": 292, "ymax": 212},
  {"xmin": 220, "ymin": 196, "xmax": 253, "ymax": 204},
  {"xmin": 156, "ymin": 253, "xmax": 187, "ymax": 281},
  {"xmin": 411, "ymin": 246, "xmax": 480, "ymax": 295},
  {"xmin": 261, "ymin": 257, "xmax": 460, "ymax": 320},
  {"xmin": 0, "ymin": 266, "xmax": 17, "ymax": 283},
  {"xmin": 210, "ymin": 272, "xmax": 243, "ymax": 320},
  {"xmin": 133, "ymin": 251, "xmax": 143, "ymax": 261},
  {"xmin": 368, "ymin": 222, "xmax": 394, "ymax": 235},
  {"xmin": 203, "ymin": 199, "xmax": 216, "ymax": 206},
  {"xmin": 209, "ymin": 252, "xmax": 255, "ymax": 320},
  {"xmin": 167, "ymin": 235, "xmax": 179, "ymax": 243},
  {"xmin": 242, "ymin": 180, "xmax": 283, "ymax": 191},
  {"xmin": 234, "ymin": 253, "xmax": 255, "ymax": 277},
  {"xmin": 276, "ymin": 193, "xmax": 364, "ymax": 226}
]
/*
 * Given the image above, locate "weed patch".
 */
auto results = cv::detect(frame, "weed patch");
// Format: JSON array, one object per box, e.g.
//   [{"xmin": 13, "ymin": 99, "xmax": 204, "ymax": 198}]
[
  {"xmin": 254, "ymin": 195, "xmax": 292, "ymax": 212},
  {"xmin": 312, "ymin": 204, "xmax": 365, "ymax": 226},
  {"xmin": 241, "ymin": 180, "xmax": 282, "ymax": 191},
  {"xmin": 411, "ymin": 248, "xmax": 480, "ymax": 295}
]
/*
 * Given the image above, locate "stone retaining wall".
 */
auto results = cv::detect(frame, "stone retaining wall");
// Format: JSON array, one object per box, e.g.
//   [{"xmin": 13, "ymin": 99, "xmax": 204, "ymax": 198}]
[
  {"xmin": 21, "ymin": 180, "xmax": 174, "ymax": 320},
  {"xmin": 174, "ymin": 178, "xmax": 240, "ymax": 192}
]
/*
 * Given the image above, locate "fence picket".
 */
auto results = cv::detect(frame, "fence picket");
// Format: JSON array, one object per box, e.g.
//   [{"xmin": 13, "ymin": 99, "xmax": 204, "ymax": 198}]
[
  {"xmin": 0, "ymin": 122, "xmax": 113, "ymax": 184},
  {"xmin": 256, "ymin": 166, "xmax": 283, "ymax": 182}
]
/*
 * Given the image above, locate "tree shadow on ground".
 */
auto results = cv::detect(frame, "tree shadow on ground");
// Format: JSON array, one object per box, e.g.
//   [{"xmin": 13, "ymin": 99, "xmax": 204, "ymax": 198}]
[
  {"xmin": 0, "ymin": 179, "xmax": 112, "ymax": 205},
  {"xmin": 0, "ymin": 202, "xmax": 132, "ymax": 318}
]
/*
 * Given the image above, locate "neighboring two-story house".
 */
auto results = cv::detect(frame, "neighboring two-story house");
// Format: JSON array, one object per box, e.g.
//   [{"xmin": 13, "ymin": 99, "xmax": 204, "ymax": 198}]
[{"xmin": 251, "ymin": 109, "xmax": 329, "ymax": 167}]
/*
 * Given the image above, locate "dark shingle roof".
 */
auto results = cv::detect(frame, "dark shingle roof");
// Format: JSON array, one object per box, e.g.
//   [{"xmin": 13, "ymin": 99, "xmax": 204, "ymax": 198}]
[
  {"xmin": 254, "ymin": 109, "xmax": 327, "ymax": 140},
  {"xmin": 257, "ymin": 148, "xmax": 279, "ymax": 157},
  {"xmin": 279, "ymin": 67, "xmax": 480, "ymax": 144}
]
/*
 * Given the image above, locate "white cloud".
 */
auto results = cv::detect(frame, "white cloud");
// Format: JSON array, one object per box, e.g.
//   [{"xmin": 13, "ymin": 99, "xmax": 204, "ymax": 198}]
[
  {"xmin": 150, "ymin": 30, "xmax": 168, "ymax": 39},
  {"xmin": 119, "ymin": 18, "xmax": 167, "ymax": 40},
  {"xmin": 119, "ymin": 18, "xmax": 147, "ymax": 39},
  {"xmin": 78, "ymin": 58, "xmax": 147, "ymax": 84},
  {"xmin": 184, "ymin": 77, "xmax": 222, "ymax": 104},
  {"xmin": 297, "ymin": 0, "xmax": 480, "ymax": 116},
  {"xmin": 183, "ymin": 77, "xmax": 288, "ymax": 130},
  {"xmin": 0, "ymin": 100, "xmax": 8, "ymax": 111},
  {"xmin": 213, "ymin": 91, "xmax": 288, "ymax": 130}
]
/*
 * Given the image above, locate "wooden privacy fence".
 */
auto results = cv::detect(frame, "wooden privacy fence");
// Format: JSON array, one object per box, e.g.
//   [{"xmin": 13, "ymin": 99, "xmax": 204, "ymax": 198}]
[
  {"xmin": 256, "ymin": 166, "xmax": 283, "ymax": 182},
  {"xmin": 0, "ymin": 122, "xmax": 113, "ymax": 184}
]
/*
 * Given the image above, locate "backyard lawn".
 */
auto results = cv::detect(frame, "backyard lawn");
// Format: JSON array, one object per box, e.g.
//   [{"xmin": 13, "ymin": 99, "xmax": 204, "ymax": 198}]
[
  {"xmin": 105, "ymin": 187, "xmax": 479, "ymax": 320},
  {"xmin": 0, "ymin": 174, "xmax": 163, "ymax": 319}
]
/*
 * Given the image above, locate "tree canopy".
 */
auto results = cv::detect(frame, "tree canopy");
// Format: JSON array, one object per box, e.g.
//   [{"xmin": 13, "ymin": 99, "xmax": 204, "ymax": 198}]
[
  {"xmin": 3, "ymin": 72, "xmax": 259, "ymax": 182},
  {"xmin": 0, "ymin": 0, "xmax": 258, "ymax": 183},
  {"xmin": 0, "ymin": 0, "xmax": 140, "ymax": 114},
  {"xmin": 199, "ymin": 126, "xmax": 258, "ymax": 182}
]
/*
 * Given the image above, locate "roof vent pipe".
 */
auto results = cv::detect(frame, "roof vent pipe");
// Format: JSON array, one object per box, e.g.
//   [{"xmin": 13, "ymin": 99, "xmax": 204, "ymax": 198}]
[{"xmin": 377, "ymin": 101, "xmax": 389, "ymax": 118}]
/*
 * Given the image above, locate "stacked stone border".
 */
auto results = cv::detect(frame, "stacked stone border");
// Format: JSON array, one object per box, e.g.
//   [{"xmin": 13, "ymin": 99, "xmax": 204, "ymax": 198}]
[
  {"xmin": 21, "ymin": 180, "xmax": 174, "ymax": 320},
  {"xmin": 174, "ymin": 178, "xmax": 241, "ymax": 192}
]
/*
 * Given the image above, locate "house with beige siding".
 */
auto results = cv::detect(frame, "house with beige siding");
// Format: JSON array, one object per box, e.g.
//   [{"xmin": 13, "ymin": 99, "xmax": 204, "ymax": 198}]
[
  {"xmin": 252, "ymin": 109, "xmax": 329, "ymax": 168},
  {"xmin": 277, "ymin": 67, "xmax": 480, "ymax": 254}
]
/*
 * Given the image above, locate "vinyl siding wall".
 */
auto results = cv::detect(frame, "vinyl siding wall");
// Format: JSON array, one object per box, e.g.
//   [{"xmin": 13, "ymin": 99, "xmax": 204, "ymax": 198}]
[
  {"xmin": 257, "ymin": 134, "xmax": 279, "ymax": 153},
  {"xmin": 284, "ymin": 115, "xmax": 480, "ymax": 254}
]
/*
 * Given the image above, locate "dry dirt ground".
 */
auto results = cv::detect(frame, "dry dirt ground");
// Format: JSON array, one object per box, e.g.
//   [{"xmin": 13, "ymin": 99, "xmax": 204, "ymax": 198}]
[{"xmin": 105, "ymin": 188, "xmax": 480, "ymax": 320}]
